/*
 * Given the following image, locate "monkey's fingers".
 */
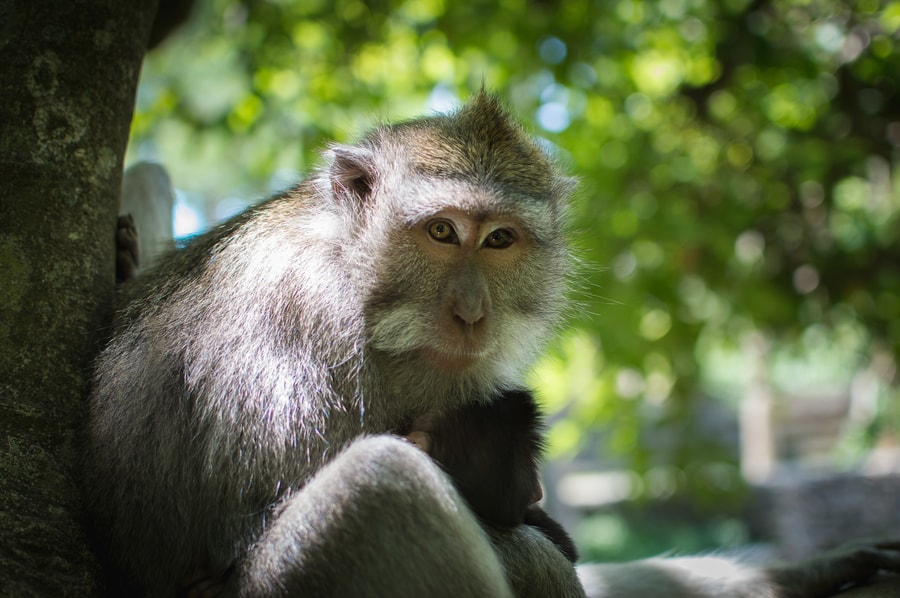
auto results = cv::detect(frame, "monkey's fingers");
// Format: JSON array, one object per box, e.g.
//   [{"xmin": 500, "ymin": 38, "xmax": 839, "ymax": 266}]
[
  {"xmin": 116, "ymin": 214, "xmax": 140, "ymax": 282},
  {"xmin": 532, "ymin": 482, "xmax": 543, "ymax": 503},
  {"xmin": 406, "ymin": 431, "xmax": 432, "ymax": 454}
]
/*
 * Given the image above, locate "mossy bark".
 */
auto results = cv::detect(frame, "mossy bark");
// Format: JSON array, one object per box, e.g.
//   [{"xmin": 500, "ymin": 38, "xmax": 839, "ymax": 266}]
[{"xmin": 0, "ymin": 1, "xmax": 156, "ymax": 594}]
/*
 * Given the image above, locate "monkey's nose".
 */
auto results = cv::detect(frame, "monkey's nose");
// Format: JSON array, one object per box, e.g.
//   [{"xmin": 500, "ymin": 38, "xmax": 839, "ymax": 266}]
[{"xmin": 452, "ymin": 298, "xmax": 486, "ymax": 327}]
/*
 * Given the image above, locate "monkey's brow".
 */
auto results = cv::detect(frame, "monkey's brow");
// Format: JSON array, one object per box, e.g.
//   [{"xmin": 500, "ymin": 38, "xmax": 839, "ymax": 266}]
[
  {"xmin": 400, "ymin": 203, "xmax": 530, "ymax": 226},
  {"xmin": 410, "ymin": 156, "xmax": 556, "ymax": 196}
]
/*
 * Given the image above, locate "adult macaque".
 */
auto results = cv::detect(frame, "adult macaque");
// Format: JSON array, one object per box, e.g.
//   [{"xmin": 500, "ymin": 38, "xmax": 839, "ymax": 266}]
[
  {"xmin": 88, "ymin": 93, "xmax": 900, "ymax": 597},
  {"xmin": 87, "ymin": 93, "xmax": 581, "ymax": 597}
]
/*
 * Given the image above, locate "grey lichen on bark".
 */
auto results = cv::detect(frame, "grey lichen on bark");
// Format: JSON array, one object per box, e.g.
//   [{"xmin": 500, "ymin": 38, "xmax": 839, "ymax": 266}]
[{"xmin": 0, "ymin": 1, "xmax": 158, "ymax": 594}]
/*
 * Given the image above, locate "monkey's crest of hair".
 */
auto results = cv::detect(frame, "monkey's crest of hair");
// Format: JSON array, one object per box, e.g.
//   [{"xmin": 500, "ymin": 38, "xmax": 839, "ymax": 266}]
[
  {"xmin": 390, "ymin": 92, "xmax": 568, "ymax": 202},
  {"xmin": 328, "ymin": 92, "xmax": 574, "ymax": 210}
]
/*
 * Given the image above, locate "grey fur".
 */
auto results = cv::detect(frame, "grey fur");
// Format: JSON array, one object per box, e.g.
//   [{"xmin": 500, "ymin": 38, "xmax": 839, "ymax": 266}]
[
  {"xmin": 87, "ymin": 93, "xmax": 900, "ymax": 598},
  {"xmin": 236, "ymin": 436, "xmax": 585, "ymax": 598},
  {"xmin": 85, "ymin": 93, "xmax": 579, "ymax": 596}
]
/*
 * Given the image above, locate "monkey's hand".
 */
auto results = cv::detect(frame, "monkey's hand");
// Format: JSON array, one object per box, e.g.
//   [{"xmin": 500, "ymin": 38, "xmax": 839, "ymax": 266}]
[
  {"xmin": 766, "ymin": 539, "xmax": 900, "ymax": 597},
  {"xmin": 116, "ymin": 213, "xmax": 140, "ymax": 283},
  {"xmin": 405, "ymin": 428, "xmax": 432, "ymax": 454}
]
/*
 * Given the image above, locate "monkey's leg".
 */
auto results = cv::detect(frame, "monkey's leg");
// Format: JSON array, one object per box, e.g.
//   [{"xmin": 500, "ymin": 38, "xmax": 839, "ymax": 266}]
[
  {"xmin": 522, "ymin": 505, "xmax": 579, "ymax": 563},
  {"xmin": 236, "ymin": 435, "xmax": 514, "ymax": 598}
]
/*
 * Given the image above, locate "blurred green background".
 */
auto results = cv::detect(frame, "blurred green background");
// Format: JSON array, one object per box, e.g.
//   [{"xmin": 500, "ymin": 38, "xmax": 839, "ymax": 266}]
[{"xmin": 129, "ymin": 0, "xmax": 900, "ymax": 561}]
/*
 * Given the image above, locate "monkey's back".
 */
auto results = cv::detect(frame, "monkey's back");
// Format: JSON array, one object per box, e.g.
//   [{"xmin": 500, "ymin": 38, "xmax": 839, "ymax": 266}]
[{"xmin": 85, "ymin": 186, "xmax": 368, "ymax": 593}]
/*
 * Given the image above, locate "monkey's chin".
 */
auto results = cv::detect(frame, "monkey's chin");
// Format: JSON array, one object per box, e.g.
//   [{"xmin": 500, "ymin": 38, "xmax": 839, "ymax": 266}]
[{"xmin": 419, "ymin": 347, "xmax": 483, "ymax": 373}]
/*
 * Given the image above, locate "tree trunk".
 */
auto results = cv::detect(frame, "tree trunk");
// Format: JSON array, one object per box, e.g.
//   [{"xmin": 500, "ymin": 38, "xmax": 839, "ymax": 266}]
[{"xmin": 0, "ymin": 1, "xmax": 156, "ymax": 594}]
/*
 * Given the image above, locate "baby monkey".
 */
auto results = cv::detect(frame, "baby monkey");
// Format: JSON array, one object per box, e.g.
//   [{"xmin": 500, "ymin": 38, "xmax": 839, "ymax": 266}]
[{"xmin": 407, "ymin": 388, "xmax": 578, "ymax": 562}]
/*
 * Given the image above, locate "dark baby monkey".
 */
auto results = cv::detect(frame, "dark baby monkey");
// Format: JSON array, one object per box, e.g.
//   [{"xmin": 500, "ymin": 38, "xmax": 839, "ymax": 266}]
[{"xmin": 409, "ymin": 388, "xmax": 578, "ymax": 563}]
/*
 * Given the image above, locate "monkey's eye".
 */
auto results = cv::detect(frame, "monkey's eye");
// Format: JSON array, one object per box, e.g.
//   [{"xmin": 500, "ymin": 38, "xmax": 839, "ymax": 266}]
[
  {"xmin": 483, "ymin": 228, "xmax": 515, "ymax": 249},
  {"xmin": 428, "ymin": 220, "xmax": 458, "ymax": 243}
]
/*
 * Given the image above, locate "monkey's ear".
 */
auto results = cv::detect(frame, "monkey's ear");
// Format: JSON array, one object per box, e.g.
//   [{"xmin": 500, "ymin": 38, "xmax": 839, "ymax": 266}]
[{"xmin": 327, "ymin": 145, "xmax": 377, "ymax": 204}]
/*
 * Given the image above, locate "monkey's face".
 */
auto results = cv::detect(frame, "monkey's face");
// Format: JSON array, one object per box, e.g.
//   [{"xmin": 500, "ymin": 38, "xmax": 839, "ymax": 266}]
[
  {"xmin": 363, "ymin": 182, "xmax": 567, "ymax": 394},
  {"xmin": 325, "ymin": 93, "xmax": 572, "ymax": 406},
  {"xmin": 402, "ymin": 208, "xmax": 520, "ymax": 371}
]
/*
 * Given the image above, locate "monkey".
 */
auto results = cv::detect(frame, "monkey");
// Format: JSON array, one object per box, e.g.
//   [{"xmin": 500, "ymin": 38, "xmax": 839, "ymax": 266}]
[
  {"xmin": 407, "ymin": 388, "xmax": 578, "ymax": 562},
  {"xmin": 86, "ymin": 92, "xmax": 583, "ymax": 597},
  {"xmin": 116, "ymin": 162, "xmax": 177, "ymax": 285},
  {"xmin": 88, "ymin": 92, "xmax": 900, "ymax": 598}
]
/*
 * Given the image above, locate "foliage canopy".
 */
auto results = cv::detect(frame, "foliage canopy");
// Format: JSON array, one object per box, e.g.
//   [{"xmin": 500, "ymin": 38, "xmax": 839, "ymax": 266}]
[{"xmin": 130, "ymin": 0, "xmax": 900, "ymax": 494}]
